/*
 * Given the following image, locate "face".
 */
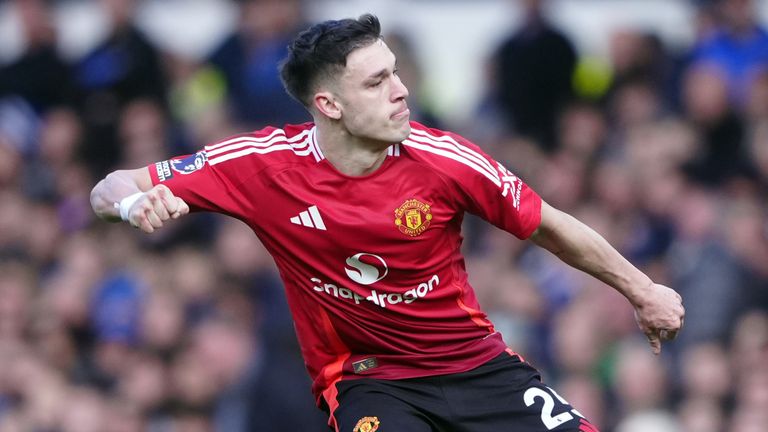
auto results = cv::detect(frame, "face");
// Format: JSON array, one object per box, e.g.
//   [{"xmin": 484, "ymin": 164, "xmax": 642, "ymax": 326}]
[
  {"xmin": 327, "ymin": 39, "xmax": 411, "ymax": 145},
  {"xmin": 722, "ymin": 0, "xmax": 753, "ymax": 31}
]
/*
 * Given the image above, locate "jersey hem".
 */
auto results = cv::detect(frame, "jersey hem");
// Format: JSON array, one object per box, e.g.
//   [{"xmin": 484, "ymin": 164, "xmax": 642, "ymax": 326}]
[{"xmin": 318, "ymin": 343, "xmax": 508, "ymax": 405}]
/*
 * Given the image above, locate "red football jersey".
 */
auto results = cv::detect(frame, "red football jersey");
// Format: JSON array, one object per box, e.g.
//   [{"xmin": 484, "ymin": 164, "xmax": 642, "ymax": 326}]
[{"xmin": 148, "ymin": 121, "xmax": 541, "ymax": 407}]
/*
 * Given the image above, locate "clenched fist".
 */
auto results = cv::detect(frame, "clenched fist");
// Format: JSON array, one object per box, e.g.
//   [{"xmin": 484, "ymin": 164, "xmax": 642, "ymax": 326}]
[
  {"xmin": 633, "ymin": 283, "xmax": 685, "ymax": 355},
  {"xmin": 124, "ymin": 184, "xmax": 190, "ymax": 233}
]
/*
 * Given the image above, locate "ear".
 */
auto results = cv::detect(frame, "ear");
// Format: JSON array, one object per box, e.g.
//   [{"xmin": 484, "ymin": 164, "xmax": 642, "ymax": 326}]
[{"xmin": 313, "ymin": 91, "xmax": 342, "ymax": 120}]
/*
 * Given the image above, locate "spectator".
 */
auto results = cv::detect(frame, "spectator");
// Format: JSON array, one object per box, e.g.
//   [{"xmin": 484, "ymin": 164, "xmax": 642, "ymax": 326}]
[
  {"xmin": 689, "ymin": 0, "xmax": 768, "ymax": 107},
  {"xmin": 73, "ymin": 0, "xmax": 167, "ymax": 177},
  {"xmin": 491, "ymin": 0, "xmax": 577, "ymax": 151},
  {"xmin": 0, "ymin": 0, "xmax": 73, "ymax": 112},
  {"xmin": 667, "ymin": 184, "xmax": 746, "ymax": 347},
  {"xmin": 681, "ymin": 63, "xmax": 747, "ymax": 184},
  {"xmin": 207, "ymin": 0, "xmax": 308, "ymax": 128},
  {"xmin": 611, "ymin": 339, "xmax": 675, "ymax": 426}
]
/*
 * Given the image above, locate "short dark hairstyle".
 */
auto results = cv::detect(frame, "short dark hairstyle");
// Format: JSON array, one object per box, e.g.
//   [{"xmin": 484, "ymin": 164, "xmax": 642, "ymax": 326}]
[{"xmin": 279, "ymin": 14, "xmax": 382, "ymax": 107}]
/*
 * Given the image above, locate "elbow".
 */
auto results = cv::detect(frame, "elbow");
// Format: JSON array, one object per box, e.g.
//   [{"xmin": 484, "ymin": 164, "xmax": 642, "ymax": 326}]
[
  {"xmin": 89, "ymin": 179, "xmax": 102, "ymax": 212},
  {"xmin": 90, "ymin": 171, "xmax": 123, "ymax": 221},
  {"xmin": 89, "ymin": 178, "xmax": 111, "ymax": 220}
]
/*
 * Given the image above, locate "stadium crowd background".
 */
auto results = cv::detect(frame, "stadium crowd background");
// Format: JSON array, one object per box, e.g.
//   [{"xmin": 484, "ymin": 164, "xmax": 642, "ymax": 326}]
[{"xmin": 0, "ymin": 0, "xmax": 767, "ymax": 431}]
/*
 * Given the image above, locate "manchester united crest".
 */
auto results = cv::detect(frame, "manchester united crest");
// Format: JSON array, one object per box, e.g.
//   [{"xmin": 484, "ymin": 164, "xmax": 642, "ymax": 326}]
[
  {"xmin": 353, "ymin": 416, "xmax": 380, "ymax": 432},
  {"xmin": 394, "ymin": 199, "xmax": 432, "ymax": 237}
]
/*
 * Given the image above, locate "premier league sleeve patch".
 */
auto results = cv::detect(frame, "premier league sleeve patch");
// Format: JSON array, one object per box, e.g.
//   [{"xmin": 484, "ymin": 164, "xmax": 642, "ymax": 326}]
[
  {"xmin": 170, "ymin": 151, "xmax": 208, "ymax": 175},
  {"xmin": 154, "ymin": 160, "xmax": 173, "ymax": 182}
]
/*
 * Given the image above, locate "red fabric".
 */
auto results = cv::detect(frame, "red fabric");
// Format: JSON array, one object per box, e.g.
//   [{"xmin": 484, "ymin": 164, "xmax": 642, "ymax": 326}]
[
  {"xmin": 580, "ymin": 418, "xmax": 600, "ymax": 432},
  {"xmin": 149, "ymin": 121, "xmax": 542, "ymax": 405}
]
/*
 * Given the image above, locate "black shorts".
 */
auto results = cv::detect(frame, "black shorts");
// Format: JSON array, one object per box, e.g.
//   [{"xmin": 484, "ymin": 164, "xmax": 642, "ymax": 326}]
[{"xmin": 329, "ymin": 353, "xmax": 599, "ymax": 432}]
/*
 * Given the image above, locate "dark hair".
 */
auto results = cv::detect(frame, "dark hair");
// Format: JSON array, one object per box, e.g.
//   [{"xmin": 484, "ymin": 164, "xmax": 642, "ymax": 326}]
[{"xmin": 279, "ymin": 14, "xmax": 382, "ymax": 107}]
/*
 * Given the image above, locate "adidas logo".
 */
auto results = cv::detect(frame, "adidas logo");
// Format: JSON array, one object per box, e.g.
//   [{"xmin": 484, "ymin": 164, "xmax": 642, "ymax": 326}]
[{"xmin": 290, "ymin": 205, "xmax": 326, "ymax": 230}]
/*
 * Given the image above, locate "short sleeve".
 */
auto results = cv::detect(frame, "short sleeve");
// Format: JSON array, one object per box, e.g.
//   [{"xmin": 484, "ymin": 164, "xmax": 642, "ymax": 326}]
[
  {"xmin": 470, "ymin": 158, "xmax": 542, "ymax": 239},
  {"xmin": 148, "ymin": 137, "xmax": 261, "ymax": 219}
]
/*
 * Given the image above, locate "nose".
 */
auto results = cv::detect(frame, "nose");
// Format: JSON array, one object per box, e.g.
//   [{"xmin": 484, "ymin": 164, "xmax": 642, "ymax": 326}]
[{"xmin": 391, "ymin": 73, "xmax": 409, "ymax": 101}]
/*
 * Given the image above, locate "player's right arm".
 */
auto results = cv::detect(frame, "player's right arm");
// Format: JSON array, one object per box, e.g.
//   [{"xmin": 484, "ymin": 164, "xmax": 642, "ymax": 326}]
[
  {"xmin": 92, "ymin": 126, "xmax": 304, "ymax": 232},
  {"xmin": 90, "ymin": 167, "xmax": 190, "ymax": 233}
]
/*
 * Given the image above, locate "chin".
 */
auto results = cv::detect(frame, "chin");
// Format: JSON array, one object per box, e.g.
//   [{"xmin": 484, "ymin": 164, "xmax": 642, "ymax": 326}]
[
  {"xmin": 362, "ymin": 122, "xmax": 412, "ymax": 146},
  {"xmin": 394, "ymin": 122, "xmax": 412, "ymax": 141},
  {"xmin": 372, "ymin": 128, "xmax": 411, "ymax": 145}
]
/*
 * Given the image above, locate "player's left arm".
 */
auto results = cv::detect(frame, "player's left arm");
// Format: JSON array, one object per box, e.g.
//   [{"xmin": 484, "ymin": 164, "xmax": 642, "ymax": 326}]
[
  {"xmin": 530, "ymin": 200, "xmax": 685, "ymax": 355},
  {"xmin": 90, "ymin": 167, "xmax": 190, "ymax": 232}
]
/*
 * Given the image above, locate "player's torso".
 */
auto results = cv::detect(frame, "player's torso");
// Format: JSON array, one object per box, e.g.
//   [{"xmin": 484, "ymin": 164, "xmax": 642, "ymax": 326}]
[
  {"xmin": 153, "ymin": 123, "xmax": 515, "ymax": 388},
  {"xmin": 250, "ymin": 143, "xmax": 463, "ymax": 317},
  {"xmin": 238, "ymin": 132, "xmax": 505, "ymax": 373},
  {"xmin": 199, "ymin": 121, "xmax": 513, "ymax": 388}
]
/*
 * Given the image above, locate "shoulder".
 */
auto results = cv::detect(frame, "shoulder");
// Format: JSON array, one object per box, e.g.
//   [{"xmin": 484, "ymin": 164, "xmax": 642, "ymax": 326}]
[
  {"xmin": 401, "ymin": 122, "xmax": 502, "ymax": 187},
  {"xmin": 202, "ymin": 122, "xmax": 322, "ymax": 169},
  {"xmin": 403, "ymin": 121, "xmax": 485, "ymax": 155}
]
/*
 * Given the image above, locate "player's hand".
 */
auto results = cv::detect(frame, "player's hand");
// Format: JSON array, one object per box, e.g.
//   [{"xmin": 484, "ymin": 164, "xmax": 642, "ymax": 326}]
[
  {"xmin": 632, "ymin": 283, "xmax": 685, "ymax": 355},
  {"xmin": 126, "ymin": 184, "xmax": 189, "ymax": 233}
]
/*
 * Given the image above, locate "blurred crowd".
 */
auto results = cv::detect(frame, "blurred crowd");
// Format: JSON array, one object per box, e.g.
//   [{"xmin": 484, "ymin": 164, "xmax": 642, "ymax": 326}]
[{"xmin": 0, "ymin": 0, "xmax": 767, "ymax": 431}]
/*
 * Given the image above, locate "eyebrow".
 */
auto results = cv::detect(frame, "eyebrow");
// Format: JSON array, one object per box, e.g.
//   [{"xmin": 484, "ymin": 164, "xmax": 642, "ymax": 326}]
[{"xmin": 364, "ymin": 68, "xmax": 389, "ymax": 83}]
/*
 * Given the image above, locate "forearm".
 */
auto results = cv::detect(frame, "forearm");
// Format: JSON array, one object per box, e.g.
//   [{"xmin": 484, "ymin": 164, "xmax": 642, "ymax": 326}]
[
  {"xmin": 90, "ymin": 169, "xmax": 152, "ymax": 222},
  {"xmin": 530, "ymin": 202, "xmax": 684, "ymax": 354},
  {"xmin": 530, "ymin": 203, "xmax": 653, "ymax": 306}
]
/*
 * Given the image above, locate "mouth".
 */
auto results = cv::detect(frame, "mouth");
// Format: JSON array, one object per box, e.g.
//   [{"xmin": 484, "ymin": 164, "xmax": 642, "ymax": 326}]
[{"xmin": 392, "ymin": 106, "xmax": 410, "ymax": 120}]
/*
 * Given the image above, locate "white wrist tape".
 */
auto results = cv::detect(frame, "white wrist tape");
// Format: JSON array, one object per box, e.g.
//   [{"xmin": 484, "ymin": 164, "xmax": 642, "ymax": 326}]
[{"xmin": 117, "ymin": 192, "xmax": 145, "ymax": 221}]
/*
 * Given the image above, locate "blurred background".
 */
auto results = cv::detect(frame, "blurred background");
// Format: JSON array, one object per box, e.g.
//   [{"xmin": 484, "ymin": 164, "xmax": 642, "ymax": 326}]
[{"xmin": 0, "ymin": 0, "xmax": 767, "ymax": 431}]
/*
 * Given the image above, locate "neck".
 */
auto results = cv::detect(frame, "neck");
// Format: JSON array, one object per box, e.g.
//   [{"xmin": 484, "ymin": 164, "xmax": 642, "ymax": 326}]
[{"xmin": 315, "ymin": 122, "xmax": 393, "ymax": 177}]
